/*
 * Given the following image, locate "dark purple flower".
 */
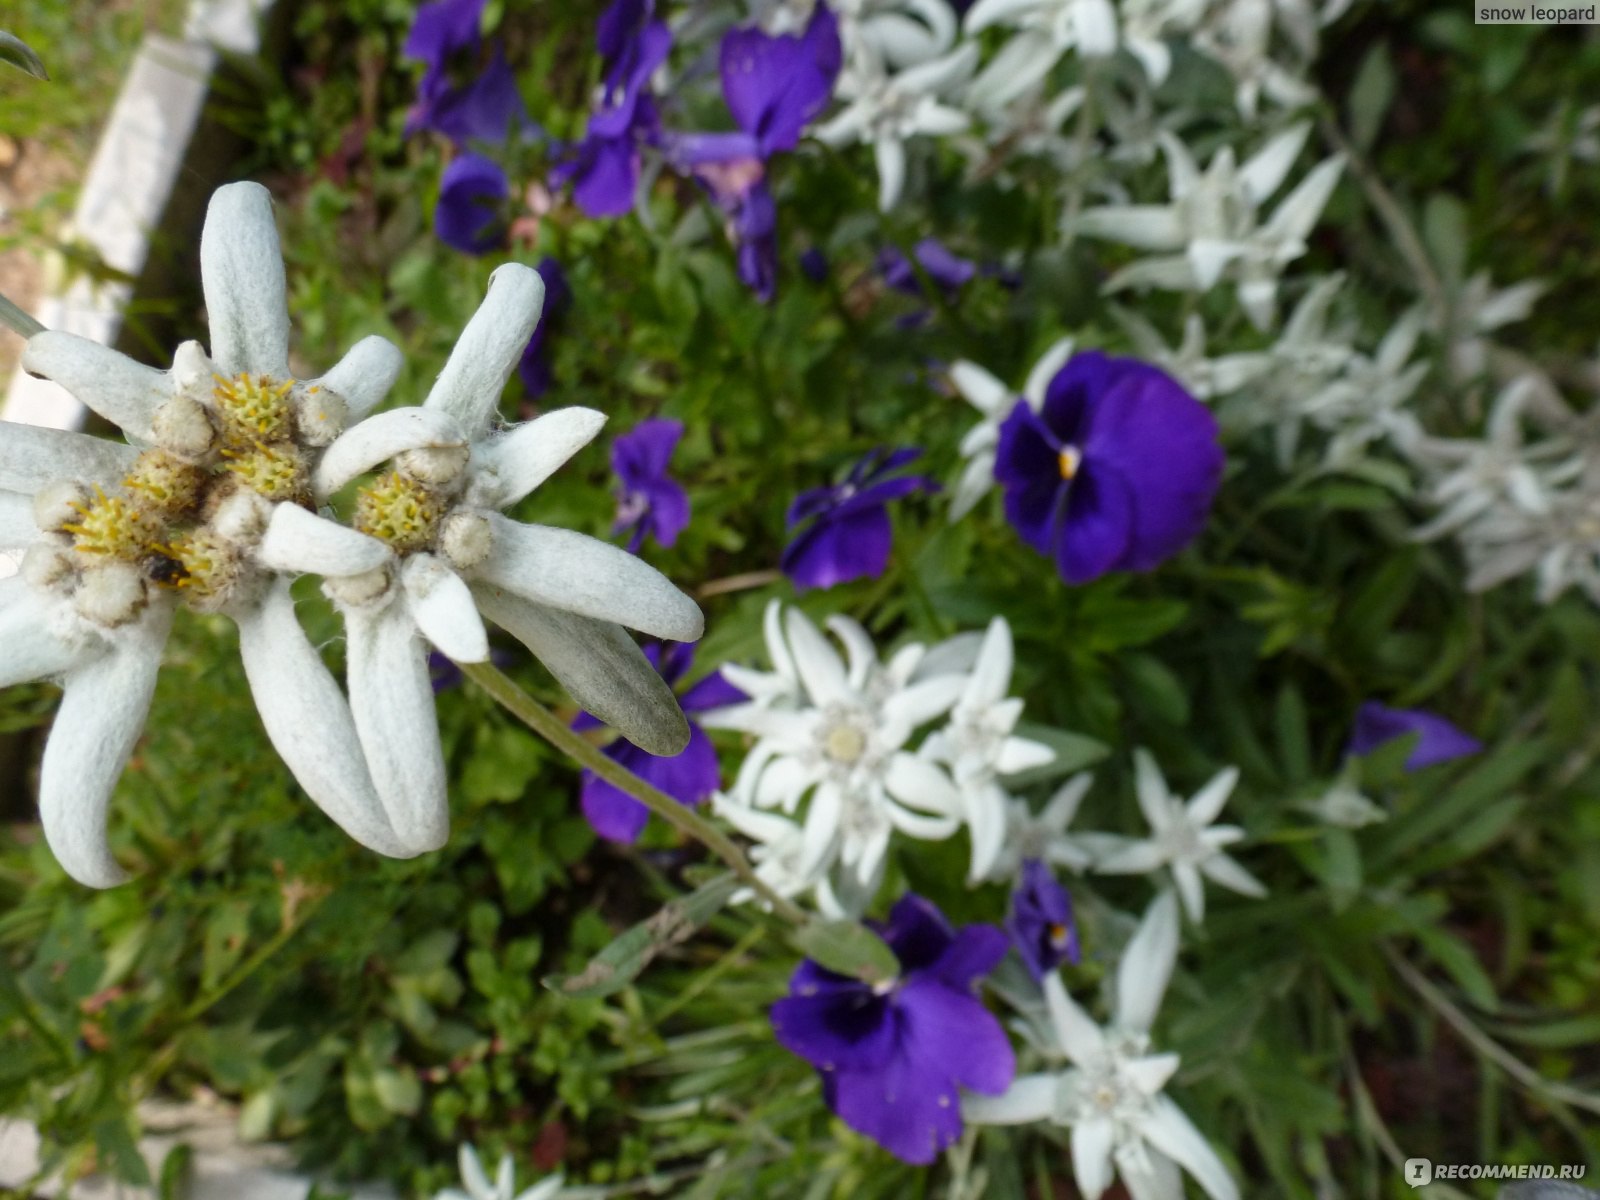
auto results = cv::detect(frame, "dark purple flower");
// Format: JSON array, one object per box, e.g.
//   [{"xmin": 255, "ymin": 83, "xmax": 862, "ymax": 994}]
[
  {"xmin": 685, "ymin": 157, "xmax": 777, "ymax": 301},
  {"xmin": 518, "ymin": 257, "xmax": 572, "ymax": 398},
  {"xmin": 404, "ymin": 0, "xmax": 531, "ymax": 148},
  {"xmin": 670, "ymin": 5, "xmax": 842, "ymax": 167},
  {"xmin": 878, "ymin": 238, "xmax": 977, "ymax": 297},
  {"xmin": 553, "ymin": 93, "xmax": 661, "ymax": 218},
  {"xmin": 782, "ymin": 448, "xmax": 937, "ymax": 590},
  {"xmin": 993, "ymin": 351, "xmax": 1223, "ymax": 585},
  {"xmin": 770, "ymin": 894, "xmax": 1014, "ymax": 1164},
  {"xmin": 434, "ymin": 153, "xmax": 510, "ymax": 254},
  {"xmin": 1346, "ymin": 702, "xmax": 1482, "ymax": 770},
  {"xmin": 592, "ymin": 0, "xmax": 673, "ymax": 137},
  {"xmin": 1006, "ymin": 860, "xmax": 1080, "ymax": 981},
  {"xmin": 572, "ymin": 642, "xmax": 744, "ymax": 842},
  {"xmin": 551, "ymin": 0, "xmax": 672, "ymax": 218},
  {"xmin": 403, "ymin": 0, "xmax": 485, "ymax": 74},
  {"xmin": 612, "ymin": 418, "xmax": 691, "ymax": 552},
  {"xmin": 800, "ymin": 247, "xmax": 829, "ymax": 282}
]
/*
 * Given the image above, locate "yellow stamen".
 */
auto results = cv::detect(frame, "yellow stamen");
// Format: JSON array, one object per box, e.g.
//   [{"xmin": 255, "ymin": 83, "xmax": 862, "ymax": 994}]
[{"xmin": 1058, "ymin": 446, "xmax": 1082, "ymax": 480}]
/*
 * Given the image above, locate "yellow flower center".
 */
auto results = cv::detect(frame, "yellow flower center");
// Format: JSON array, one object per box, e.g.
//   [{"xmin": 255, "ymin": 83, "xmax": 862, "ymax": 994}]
[
  {"xmin": 61, "ymin": 487, "xmax": 162, "ymax": 561},
  {"xmin": 823, "ymin": 723, "xmax": 868, "ymax": 765},
  {"xmin": 354, "ymin": 471, "xmax": 445, "ymax": 555},
  {"xmin": 1058, "ymin": 446, "xmax": 1082, "ymax": 480},
  {"xmin": 211, "ymin": 372, "xmax": 295, "ymax": 444},
  {"xmin": 224, "ymin": 442, "xmax": 308, "ymax": 503}
]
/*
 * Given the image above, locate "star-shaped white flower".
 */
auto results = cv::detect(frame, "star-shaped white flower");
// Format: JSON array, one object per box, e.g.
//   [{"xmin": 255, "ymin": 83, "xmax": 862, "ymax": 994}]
[
  {"xmin": 813, "ymin": 41, "xmax": 977, "ymax": 210},
  {"xmin": 1302, "ymin": 306, "xmax": 1428, "ymax": 465},
  {"xmin": 1094, "ymin": 750, "xmax": 1265, "ymax": 922},
  {"xmin": 965, "ymin": 892, "xmax": 1239, "ymax": 1200},
  {"xmin": 920, "ymin": 616, "xmax": 1055, "ymax": 880},
  {"xmin": 1076, "ymin": 124, "xmax": 1344, "ymax": 330},
  {"xmin": 316, "ymin": 265, "xmax": 703, "ymax": 852},
  {"xmin": 700, "ymin": 606, "xmax": 964, "ymax": 915},
  {"xmin": 4, "ymin": 182, "xmax": 419, "ymax": 885},
  {"xmin": 1410, "ymin": 376, "xmax": 1578, "ymax": 544},
  {"xmin": 984, "ymin": 772, "xmax": 1101, "ymax": 882},
  {"xmin": 946, "ymin": 337, "xmax": 1074, "ymax": 520},
  {"xmin": 434, "ymin": 1144, "xmax": 562, "ymax": 1200},
  {"xmin": 963, "ymin": 0, "xmax": 1119, "ymax": 112}
]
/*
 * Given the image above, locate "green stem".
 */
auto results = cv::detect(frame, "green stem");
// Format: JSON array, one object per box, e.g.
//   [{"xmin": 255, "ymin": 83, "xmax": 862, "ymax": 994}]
[
  {"xmin": 179, "ymin": 895, "xmax": 327, "ymax": 1023},
  {"xmin": 0, "ymin": 291, "xmax": 44, "ymax": 338},
  {"xmin": 462, "ymin": 662, "xmax": 810, "ymax": 926},
  {"xmin": 1384, "ymin": 943, "xmax": 1600, "ymax": 1120}
]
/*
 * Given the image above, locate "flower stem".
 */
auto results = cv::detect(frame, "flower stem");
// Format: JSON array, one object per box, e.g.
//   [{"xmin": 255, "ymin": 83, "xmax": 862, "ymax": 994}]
[
  {"xmin": 462, "ymin": 662, "xmax": 810, "ymax": 926},
  {"xmin": 0, "ymin": 290, "xmax": 44, "ymax": 338}
]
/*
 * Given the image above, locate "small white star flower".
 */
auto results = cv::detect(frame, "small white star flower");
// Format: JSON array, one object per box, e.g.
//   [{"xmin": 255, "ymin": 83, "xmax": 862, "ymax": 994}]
[
  {"xmin": 4, "ymin": 182, "xmax": 418, "ymax": 885},
  {"xmin": 946, "ymin": 337, "xmax": 1074, "ymax": 520},
  {"xmin": 435, "ymin": 1143, "xmax": 563, "ymax": 1200},
  {"xmin": 965, "ymin": 892, "xmax": 1239, "ymax": 1200},
  {"xmin": 813, "ymin": 41, "xmax": 978, "ymax": 211},
  {"xmin": 985, "ymin": 772, "xmax": 1101, "ymax": 881},
  {"xmin": 1094, "ymin": 750, "xmax": 1265, "ymax": 922},
  {"xmin": 963, "ymin": 0, "xmax": 1119, "ymax": 112},
  {"xmin": 701, "ymin": 605, "xmax": 964, "ymax": 915},
  {"xmin": 920, "ymin": 616, "xmax": 1055, "ymax": 880},
  {"xmin": 1075, "ymin": 124, "xmax": 1344, "ymax": 330},
  {"xmin": 318, "ymin": 264, "xmax": 703, "ymax": 853}
]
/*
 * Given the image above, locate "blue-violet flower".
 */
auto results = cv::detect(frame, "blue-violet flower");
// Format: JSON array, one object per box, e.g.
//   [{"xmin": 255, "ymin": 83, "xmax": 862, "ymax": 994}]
[
  {"xmin": 1006, "ymin": 858, "xmax": 1080, "ymax": 980},
  {"xmin": 782, "ymin": 448, "xmax": 937, "ymax": 590},
  {"xmin": 993, "ymin": 351, "xmax": 1223, "ymax": 584},
  {"xmin": 612, "ymin": 418, "xmax": 690, "ymax": 552},
  {"xmin": 770, "ymin": 893, "xmax": 1015, "ymax": 1163},
  {"xmin": 1346, "ymin": 702, "xmax": 1482, "ymax": 770}
]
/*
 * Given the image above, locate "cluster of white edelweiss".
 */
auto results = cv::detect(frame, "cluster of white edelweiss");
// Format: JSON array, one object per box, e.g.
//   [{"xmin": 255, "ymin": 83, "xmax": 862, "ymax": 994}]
[{"xmin": 0, "ymin": 182, "xmax": 703, "ymax": 888}]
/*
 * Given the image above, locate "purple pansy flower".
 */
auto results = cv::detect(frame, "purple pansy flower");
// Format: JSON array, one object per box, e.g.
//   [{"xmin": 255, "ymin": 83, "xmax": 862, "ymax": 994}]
[
  {"xmin": 993, "ymin": 351, "xmax": 1223, "ymax": 585},
  {"xmin": 665, "ymin": 9, "xmax": 839, "ymax": 301},
  {"xmin": 1346, "ymin": 702, "xmax": 1482, "ymax": 770},
  {"xmin": 518, "ymin": 257, "xmax": 572, "ymax": 398},
  {"xmin": 553, "ymin": 0, "xmax": 672, "ymax": 218},
  {"xmin": 572, "ymin": 643, "xmax": 743, "ymax": 842},
  {"xmin": 434, "ymin": 153, "xmax": 510, "ymax": 254},
  {"xmin": 670, "ymin": 5, "xmax": 842, "ymax": 166},
  {"xmin": 1006, "ymin": 859, "xmax": 1080, "ymax": 981},
  {"xmin": 613, "ymin": 418, "xmax": 691, "ymax": 552},
  {"xmin": 878, "ymin": 238, "xmax": 977, "ymax": 297},
  {"xmin": 592, "ymin": 0, "xmax": 673, "ymax": 137},
  {"xmin": 403, "ymin": 0, "xmax": 531, "ymax": 145},
  {"xmin": 782, "ymin": 448, "xmax": 937, "ymax": 590},
  {"xmin": 770, "ymin": 894, "xmax": 1014, "ymax": 1164}
]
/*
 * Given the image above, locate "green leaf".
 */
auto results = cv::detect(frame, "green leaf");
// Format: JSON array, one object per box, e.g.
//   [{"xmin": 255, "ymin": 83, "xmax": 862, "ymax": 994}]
[
  {"xmin": 0, "ymin": 32, "xmax": 48, "ymax": 80},
  {"xmin": 1348, "ymin": 41, "xmax": 1395, "ymax": 152},
  {"xmin": 1488, "ymin": 1014, "xmax": 1600, "ymax": 1049},
  {"xmin": 1121, "ymin": 653, "xmax": 1190, "ymax": 726},
  {"xmin": 544, "ymin": 872, "xmax": 739, "ymax": 998},
  {"xmin": 1414, "ymin": 927, "xmax": 1499, "ymax": 1012},
  {"xmin": 1000, "ymin": 724, "xmax": 1110, "ymax": 788},
  {"xmin": 371, "ymin": 1066, "xmax": 422, "ymax": 1115},
  {"xmin": 791, "ymin": 919, "xmax": 898, "ymax": 986},
  {"xmin": 158, "ymin": 1143, "xmax": 191, "ymax": 1200}
]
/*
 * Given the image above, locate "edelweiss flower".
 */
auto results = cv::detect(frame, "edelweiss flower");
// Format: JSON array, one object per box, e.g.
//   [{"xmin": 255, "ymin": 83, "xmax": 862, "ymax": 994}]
[
  {"xmin": 7, "ymin": 182, "xmax": 420, "ymax": 885},
  {"xmin": 435, "ymin": 1143, "xmax": 563, "ymax": 1200},
  {"xmin": 963, "ymin": 0, "xmax": 1118, "ymax": 113},
  {"xmin": 946, "ymin": 336, "xmax": 1074, "ymax": 520},
  {"xmin": 1301, "ymin": 307, "xmax": 1428, "ymax": 465},
  {"xmin": 701, "ymin": 606, "xmax": 964, "ymax": 915},
  {"xmin": 315, "ymin": 263, "xmax": 704, "ymax": 851},
  {"xmin": 919, "ymin": 616, "xmax": 1055, "ymax": 881},
  {"xmin": 1075, "ymin": 124, "xmax": 1343, "ymax": 330},
  {"xmin": 1095, "ymin": 750, "xmax": 1264, "ymax": 922},
  {"xmin": 813, "ymin": 41, "xmax": 977, "ymax": 210},
  {"xmin": 984, "ymin": 772, "xmax": 1100, "ymax": 882},
  {"xmin": 964, "ymin": 892, "xmax": 1239, "ymax": 1200},
  {"xmin": 1191, "ymin": 0, "xmax": 1318, "ymax": 119},
  {"xmin": 1409, "ymin": 376, "xmax": 1577, "ymax": 543}
]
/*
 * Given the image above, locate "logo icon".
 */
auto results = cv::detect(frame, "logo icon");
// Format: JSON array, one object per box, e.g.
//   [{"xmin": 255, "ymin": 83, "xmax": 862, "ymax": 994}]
[{"xmin": 1406, "ymin": 1159, "xmax": 1434, "ymax": 1187}]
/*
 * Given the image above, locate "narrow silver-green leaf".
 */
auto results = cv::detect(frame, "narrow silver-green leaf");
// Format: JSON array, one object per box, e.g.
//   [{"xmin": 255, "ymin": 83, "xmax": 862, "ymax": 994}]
[
  {"xmin": 791, "ymin": 919, "xmax": 898, "ymax": 986},
  {"xmin": 0, "ymin": 32, "xmax": 47, "ymax": 80},
  {"xmin": 546, "ymin": 872, "xmax": 739, "ymax": 998}
]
